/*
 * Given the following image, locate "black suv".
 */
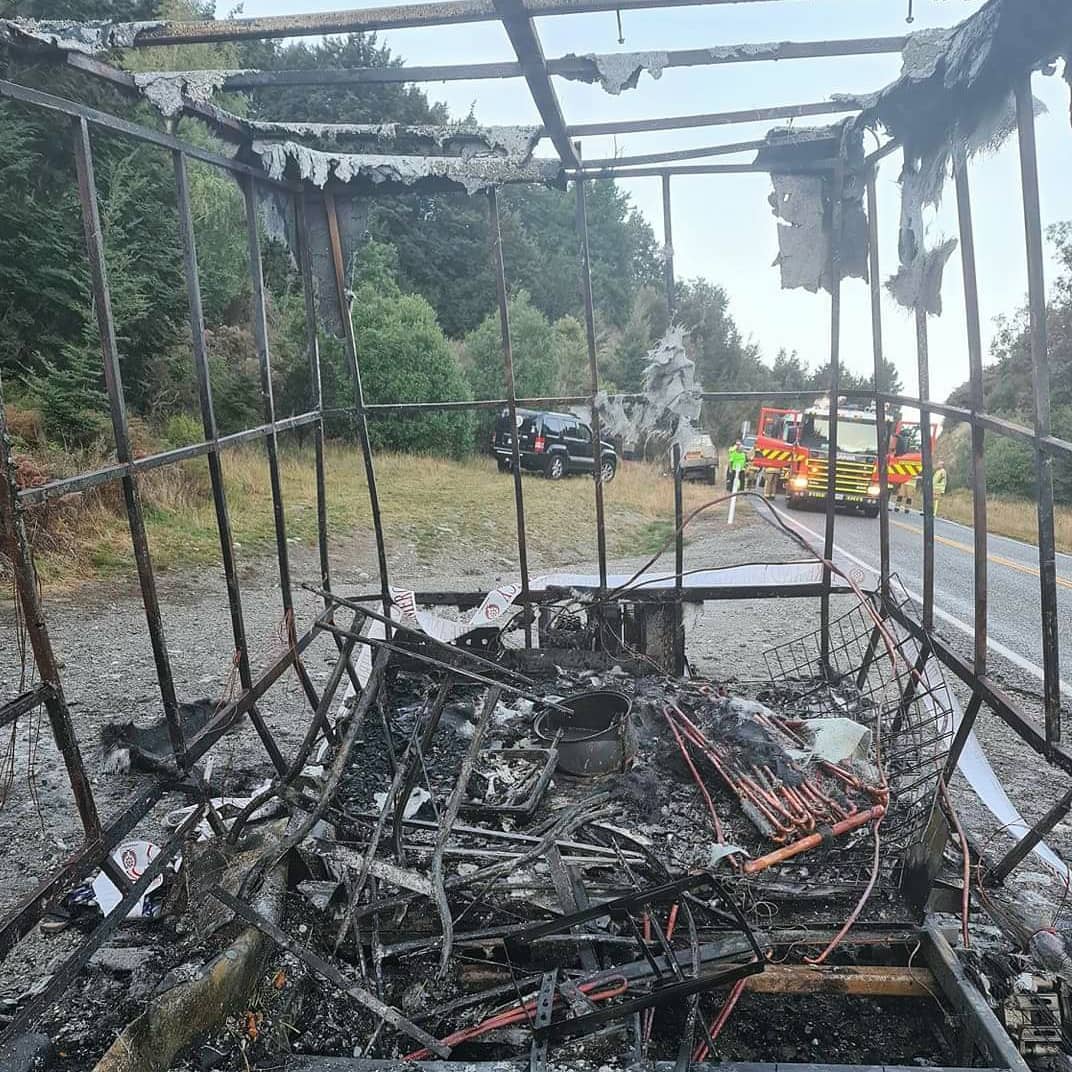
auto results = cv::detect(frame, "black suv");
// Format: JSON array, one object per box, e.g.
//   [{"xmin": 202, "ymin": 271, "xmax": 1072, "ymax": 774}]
[{"xmin": 493, "ymin": 409, "xmax": 618, "ymax": 482}]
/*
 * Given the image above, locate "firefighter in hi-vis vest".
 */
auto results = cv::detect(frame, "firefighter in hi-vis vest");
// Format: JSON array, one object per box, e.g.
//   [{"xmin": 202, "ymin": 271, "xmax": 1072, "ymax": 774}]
[
  {"xmin": 726, "ymin": 441, "xmax": 747, "ymax": 492},
  {"xmin": 889, "ymin": 431, "xmax": 914, "ymax": 513}
]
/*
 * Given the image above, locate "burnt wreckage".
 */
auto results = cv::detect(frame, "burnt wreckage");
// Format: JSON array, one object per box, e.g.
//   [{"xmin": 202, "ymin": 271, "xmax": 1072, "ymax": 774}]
[{"xmin": 1, "ymin": 0, "xmax": 1072, "ymax": 1069}]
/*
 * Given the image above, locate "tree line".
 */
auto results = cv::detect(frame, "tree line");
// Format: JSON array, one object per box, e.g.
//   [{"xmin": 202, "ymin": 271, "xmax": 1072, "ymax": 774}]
[{"xmin": 2, "ymin": 0, "xmax": 904, "ymax": 463}]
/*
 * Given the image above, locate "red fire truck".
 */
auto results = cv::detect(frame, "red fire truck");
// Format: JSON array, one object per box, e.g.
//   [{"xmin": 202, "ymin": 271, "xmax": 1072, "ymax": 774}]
[{"xmin": 751, "ymin": 404, "xmax": 928, "ymax": 516}]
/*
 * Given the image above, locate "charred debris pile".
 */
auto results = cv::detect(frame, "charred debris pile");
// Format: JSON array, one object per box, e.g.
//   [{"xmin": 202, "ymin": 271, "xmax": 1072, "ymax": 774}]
[{"xmin": 1, "ymin": 592, "xmax": 994, "ymax": 1072}]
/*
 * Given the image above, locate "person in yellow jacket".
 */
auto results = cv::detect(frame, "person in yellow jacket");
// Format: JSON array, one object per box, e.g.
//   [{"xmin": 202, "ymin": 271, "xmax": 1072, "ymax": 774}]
[{"xmin": 932, "ymin": 461, "xmax": 947, "ymax": 517}]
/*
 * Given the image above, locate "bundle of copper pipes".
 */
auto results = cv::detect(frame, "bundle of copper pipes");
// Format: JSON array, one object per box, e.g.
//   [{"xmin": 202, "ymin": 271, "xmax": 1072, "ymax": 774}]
[{"xmin": 663, "ymin": 702, "xmax": 886, "ymax": 875}]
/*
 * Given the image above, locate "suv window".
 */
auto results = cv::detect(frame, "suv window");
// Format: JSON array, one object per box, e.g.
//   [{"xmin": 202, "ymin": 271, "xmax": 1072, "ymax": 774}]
[
  {"xmin": 517, "ymin": 415, "xmax": 539, "ymax": 437},
  {"xmin": 541, "ymin": 415, "xmax": 563, "ymax": 435}
]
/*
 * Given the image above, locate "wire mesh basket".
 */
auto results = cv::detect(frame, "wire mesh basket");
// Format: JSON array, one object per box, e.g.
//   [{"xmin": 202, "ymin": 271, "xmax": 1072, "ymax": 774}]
[{"xmin": 762, "ymin": 576, "xmax": 954, "ymax": 877}]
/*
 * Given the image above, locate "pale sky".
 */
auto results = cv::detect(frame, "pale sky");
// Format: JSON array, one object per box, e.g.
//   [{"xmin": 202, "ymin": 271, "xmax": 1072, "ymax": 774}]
[{"xmin": 234, "ymin": 0, "xmax": 1071, "ymax": 404}]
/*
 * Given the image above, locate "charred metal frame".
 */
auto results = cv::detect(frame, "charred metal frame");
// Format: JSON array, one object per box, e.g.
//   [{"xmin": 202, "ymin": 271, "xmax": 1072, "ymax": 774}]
[{"xmin": 0, "ymin": 0, "xmax": 1069, "ymax": 1058}]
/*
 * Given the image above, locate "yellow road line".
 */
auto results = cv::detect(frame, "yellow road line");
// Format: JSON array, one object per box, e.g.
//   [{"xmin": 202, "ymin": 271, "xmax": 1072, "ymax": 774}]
[{"xmin": 889, "ymin": 517, "xmax": 1072, "ymax": 591}]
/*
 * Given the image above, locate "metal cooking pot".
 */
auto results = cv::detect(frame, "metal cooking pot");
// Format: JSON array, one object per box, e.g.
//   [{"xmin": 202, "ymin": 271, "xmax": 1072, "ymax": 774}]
[{"xmin": 533, "ymin": 690, "xmax": 631, "ymax": 777}]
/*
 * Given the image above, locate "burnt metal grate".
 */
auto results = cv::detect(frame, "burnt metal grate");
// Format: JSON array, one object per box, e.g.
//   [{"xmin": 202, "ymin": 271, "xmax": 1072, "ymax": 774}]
[{"xmin": 762, "ymin": 575, "xmax": 953, "ymax": 873}]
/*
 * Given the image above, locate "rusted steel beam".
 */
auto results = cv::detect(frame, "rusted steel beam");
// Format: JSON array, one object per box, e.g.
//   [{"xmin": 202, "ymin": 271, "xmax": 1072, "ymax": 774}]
[
  {"xmin": 580, "ymin": 132, "xmax": 834, "ymax": 169},
  {"xmin": 0, "ymin": 684, "xmax": 52, "ymax": 732},
  {"xmin": 0, "ymin": 79, "xmax": 297, "ymax": 191},
  {"xmin": 887, "ymin": 602, "xmax": 1072, "ymax": 777},
  {"xmin": 494, "ymin": 0, "xmax": 577, "ymax": 167},
  {"xmin": 662, "ymin": 173, "xmax": 675, "ymax": 314},
  {"xmin": 953, "ymin": 145, "xmax": 988, "ymax": 677},
  {"xmin": 568, "ymin": 98, "xmax": 863, "ymax": 137},
  {"xmin": 194, "ymin": 35, "xmax": 905, "ymax": 90},
  {"xmin": 1015, "ymin": 76, "xmax": 1061, "ymax": 747},
  {"xmin": 820, "ymin": 161, "xmax": 844, "ymax": 670},
  {"xmin": 942, "ymin": 693, "xmax": 982, "ymax": 784},
  {"xmin": 73, "ymin": 115, "xmax": 187, "ymax": 768},
  {"xmin": 242, "ymin": 175, "xmax": 322, "ymax": 714},
  {"xmin": 574, "ymin": 156, "xmax": 609, "ymax": 589},
  {"xmin": 488, "ymin": 188, "xmax": 532, "ymax": 646},
  {"xmin": 865, "ymin": 171, "xmax": 890, "ymax": 603},
  {"xmin": 0, "ymin": 395, "xmax": 100, "ymax": 840},
  {"xmin": 15, "ymin": 412, "xmax": 320, "ymax": 506},
  {"xmin": 323, "ymin": 192, "xmax": 392, "ymax": 618},
  {"xmin": 579, "ymin": 159, "xmax": 835, "ymax": 179},
  {"xmin": 174, "ymin": 150, "xmax": 287, "ymax": 776},
  {"xmin": 745, "ymin": 964, "xmax": 936, "ymax": 997},
  {"xmin": 131, "ymin": 0, "xmax": 822, "ymax": 46},
  {"xmin": 915, "ymin": 306, "xmax": 935, "ymax": 632},
  {"xmin": 294, "ymin": 197, "xmax": 332, "ymax": 597},
  {"xmin": 987, "ymin": 786, "xmax": 1072, "ymax": 886}
]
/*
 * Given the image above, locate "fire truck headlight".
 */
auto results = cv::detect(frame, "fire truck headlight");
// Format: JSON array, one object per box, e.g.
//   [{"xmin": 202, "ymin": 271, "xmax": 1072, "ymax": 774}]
[
  {"xmin": 867, "ymin": 483, "xmax": 881, "ymax": 497},
  {"xmin": 789, "ymin": 475, "xmax": 809, "ymax": 491}
]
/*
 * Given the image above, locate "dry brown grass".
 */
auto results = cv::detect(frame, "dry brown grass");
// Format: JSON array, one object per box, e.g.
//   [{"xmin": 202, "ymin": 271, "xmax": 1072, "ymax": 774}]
[
  {"xmin": 19, "ymin": 445, "xmax": 721, "ymax": 587},
  {"xmin": 937, "ymin": 489, "xmax": 1072, "ymax": 553}
]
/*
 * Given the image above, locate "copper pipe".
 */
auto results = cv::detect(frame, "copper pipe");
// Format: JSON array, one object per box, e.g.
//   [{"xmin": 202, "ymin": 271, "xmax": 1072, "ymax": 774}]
[{"xmin": 742, "ymin": 805, "xmax": 885, "ymax": 875}]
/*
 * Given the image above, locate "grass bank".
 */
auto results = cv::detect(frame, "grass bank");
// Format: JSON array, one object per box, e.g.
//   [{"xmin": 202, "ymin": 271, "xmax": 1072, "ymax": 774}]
[
  {"xmin": 936, "ymin": 489, "xmax": 1072, "ymax": 553},
  {"xmin": 20, "ymin": 445, "xmax": 723, "ymax": 587}
]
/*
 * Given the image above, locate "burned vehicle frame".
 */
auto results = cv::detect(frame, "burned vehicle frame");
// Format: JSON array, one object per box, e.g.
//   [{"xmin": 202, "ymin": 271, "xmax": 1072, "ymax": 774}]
[{"xmin": 0, "ymin": 0, "xmax": 1070, "ymax": 1069}]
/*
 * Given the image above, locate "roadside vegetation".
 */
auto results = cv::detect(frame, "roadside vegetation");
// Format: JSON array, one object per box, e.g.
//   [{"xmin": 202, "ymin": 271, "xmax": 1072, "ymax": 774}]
[
  {"xmin": 10, "ymin": 432, "xmax": 721, "ymax": 587},
  {"xmin": 929, "ymin": 491, "xmax": 1072, "ymax": 554}
]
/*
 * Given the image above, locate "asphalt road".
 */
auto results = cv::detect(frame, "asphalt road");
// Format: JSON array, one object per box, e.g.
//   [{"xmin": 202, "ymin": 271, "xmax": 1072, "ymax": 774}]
[{"xmin": 768, "ymin": 500, "xmax": 1072, "ymax": 696}]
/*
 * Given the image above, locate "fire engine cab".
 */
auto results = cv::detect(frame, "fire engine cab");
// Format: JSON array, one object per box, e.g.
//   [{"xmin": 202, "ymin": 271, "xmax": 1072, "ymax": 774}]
[{"xmin": 751, "ymin": 403, "xmax": 929, "ymax": 516}]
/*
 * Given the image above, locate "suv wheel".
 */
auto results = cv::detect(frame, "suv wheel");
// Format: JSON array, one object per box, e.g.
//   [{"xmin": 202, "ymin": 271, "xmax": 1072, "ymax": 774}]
[
  {"xmin": 599, "ymin": 457, "xmax": 617, "ymax": 483},
  {"xmin": 496, "ymin": 458, "xmax": 511, "ymax": 473},
  {"xmin": 544, "ymin": 454, "xmax": 566, "ymax": 480}
]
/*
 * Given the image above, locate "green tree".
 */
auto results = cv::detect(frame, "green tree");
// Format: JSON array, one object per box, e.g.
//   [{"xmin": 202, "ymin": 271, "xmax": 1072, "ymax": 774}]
[
  {"xmin": 463, "ymin": 291, "xmax": 558, "ymax": 403},
  {"xmin": 347, "ymin": 241, "xmax": 473, "ymax": 456}
]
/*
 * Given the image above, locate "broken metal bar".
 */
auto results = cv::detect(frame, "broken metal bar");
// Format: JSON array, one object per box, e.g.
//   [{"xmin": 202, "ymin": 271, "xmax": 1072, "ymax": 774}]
[
  {"xmin": 941, "ymin": 693, "xmax": 982, "ymax": 785},
  {"xmin": 211, "ymin": 886, "xmax": 451, "ymax": 1057},
  {"xmin": 530, "ymin": 969, "xmax": 558, "ymax": 1072},
  {"xmin": 73, "ymin": 115, "xmax": 188, "ymax": 769},
  {"xmin": 986, "ymin": 785, "xmax": 1072, "ymax": 886},
  {"xmin": 433, "ymin": 687, "xmax": 502, "ymax": 975},
  {"xmin": 953, "ymin": 147, "xmax": 988, "ymax": 678},
  {"xmin": 865, "ymin": 170, "xmax": 891, "ymax": 604},
  {"xmin": 130, "ymin": 0, "xmax": 809, "ymax": 45},
  {"xmin": 174, "ymin": 148, "xmax": 287, "ymax": 776},
  {"xmin": 323, "ymin": 191, "xmax": 392, "ymax": 621},
  {"xmin": 0, "ymin": 78, "xmax": 297, "ymax": 191},
  {"xmin": 489, "ymin": 187, "xmax": 532, "ymax": 647},
  {"xmin": 1015, "ymin": 76, "xmax": 1061, "ymax": 746},
  {"xmin": 1, "ymin": 806, "xmax": 205, "ymax": 1045},
  {"xmin": 306, "ymin": 585, "xmax": 539, "ymax": 687},
  {"xmin": 547, "ymin": 845, "xmax": 600, "ymax": 972},
  {"xmin": 567, "ymin": 98, "xmax": 863, "ymax": 137},
  {"xmin": 574, "ymin": 152, "xmax": 609, "ymax": 589},
  {"xmin": 0, "ymin": 683, "xmax": 52, "ymax": 731}
]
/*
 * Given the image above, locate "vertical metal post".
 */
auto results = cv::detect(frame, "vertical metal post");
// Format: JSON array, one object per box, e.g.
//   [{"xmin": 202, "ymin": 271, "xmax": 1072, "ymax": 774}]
[
  {"xmin": 953, "ymin": 147, "xmax": 988, "ymax": 678},
  {"xmin": 915, "ymin": 307, "xmax": 935, "ymax": 632},
  {"xmin": 173, "ymin": 150, "xmax": 286, "ymax": 775},
  {"xmin": 72, "ymin": 117, "xmax": 186, "ymax": 767},
  {"xmin": 322, "ymin": 191, "xmax": 392, "ymax": 619},
  {"xmin": 0, "ymin": 377, "xmax": 100, "ymax": 838},
  {"xmin": 1015, "ymin": 76, "xmax": 1061, "ymax": 746},
  {"xmin": 242, "ymin": 174, "xmax": 320, "ymax": 709},
  {"xmin": 295, "ymin": 195, "xmax": 332, "ymax": 597},
  {"xmin": 573, "ymin": 148, "xmax": 608, "ymax": 591},
  {"xmin": 865, "ymin": 170, "xmax": 891, "ymax": 606},
  {"xmin": 488, "ymin": 188, "xmax": 532, "ymax": 647},
  {"xmin": 665, "ymin": 175, "xmax": 684, "ymax": 671},
  {"xmin": 662, "ymin": 173, "xmax": 675, "ymax": 318},
  {"xmin": 820, "ymin": 162, "xmax": 845, "ymax": 670}
]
